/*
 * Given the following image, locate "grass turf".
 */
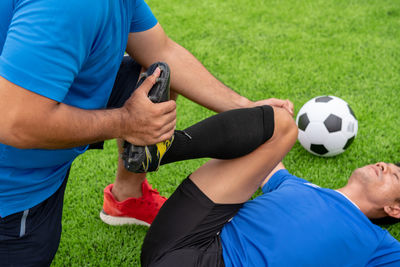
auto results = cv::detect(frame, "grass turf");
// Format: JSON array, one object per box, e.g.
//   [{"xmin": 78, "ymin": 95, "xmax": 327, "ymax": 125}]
[{"xmin": 52, "ymin": 0, "xmax": 400, "ymax": 265}]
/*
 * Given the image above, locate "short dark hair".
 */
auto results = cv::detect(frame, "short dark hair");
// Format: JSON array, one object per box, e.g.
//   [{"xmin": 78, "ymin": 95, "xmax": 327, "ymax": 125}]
[{"xmin": 371, "ymin": 216, "xmax": 400, "ymax": 226}]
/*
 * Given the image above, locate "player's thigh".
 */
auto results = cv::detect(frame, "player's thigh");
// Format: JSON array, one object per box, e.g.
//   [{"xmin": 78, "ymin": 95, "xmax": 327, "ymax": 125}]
[{"xmin": 190, "ymin": 107, "xmax": 297, "ymax": 204}]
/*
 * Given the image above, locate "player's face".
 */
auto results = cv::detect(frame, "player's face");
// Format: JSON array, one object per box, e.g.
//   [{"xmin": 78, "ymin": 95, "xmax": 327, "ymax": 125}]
[{"xmin": 350, "ymin": 162, "xmax": 400, "ymax": 206}]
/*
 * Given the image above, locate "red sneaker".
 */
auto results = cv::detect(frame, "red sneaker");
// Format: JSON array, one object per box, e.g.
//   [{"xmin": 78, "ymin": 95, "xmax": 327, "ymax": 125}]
[{"xmin": 100, "ymin": 179, "xmax": 167, "ymax": 226}]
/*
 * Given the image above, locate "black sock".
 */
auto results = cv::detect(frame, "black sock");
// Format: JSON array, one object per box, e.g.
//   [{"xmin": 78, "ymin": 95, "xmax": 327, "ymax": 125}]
[{"xmin": 161, "ymin": 105, "xmax": 274, "ymax": 165}]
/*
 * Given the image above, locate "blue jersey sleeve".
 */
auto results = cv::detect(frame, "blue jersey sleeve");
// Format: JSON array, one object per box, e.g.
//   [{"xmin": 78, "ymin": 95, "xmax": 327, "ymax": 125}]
[
  {"xmin": 0, "ymin": 0, "xmax": 96, "ymax": 102},
  {"xmin": 262, "ymin": 169, "xmax": 294, "ymax": 193},
  {"xmin": 130, "ymin": 0, "xmax": 158, "ymax": 32},
  {"xmin": 368, "ymin": 233, "xmax": 400, "ymax": 266},
  {"xmin": 262, "ymin": 169, "xmax": 308, "ymax": 193}
]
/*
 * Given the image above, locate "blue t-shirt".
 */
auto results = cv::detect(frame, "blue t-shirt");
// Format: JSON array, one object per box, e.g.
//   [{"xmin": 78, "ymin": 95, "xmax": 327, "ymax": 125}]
[
  {"xmin": 221, "ymin": 170, "xmax": 400, "ymax": 266},
  {"xmin": 0, "ymin": 0, "xmax": 157, "ymax": 217}
]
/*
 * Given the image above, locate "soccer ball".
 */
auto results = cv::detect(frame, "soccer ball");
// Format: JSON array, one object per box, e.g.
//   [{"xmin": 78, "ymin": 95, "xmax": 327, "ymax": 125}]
[{"xmin": 296, "ymin": 96, "xmax": 358, "ymax": 157}]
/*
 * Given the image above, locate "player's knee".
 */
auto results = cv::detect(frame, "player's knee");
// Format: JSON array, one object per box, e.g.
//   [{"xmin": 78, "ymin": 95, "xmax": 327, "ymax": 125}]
[{"xmin": 272, "ymin": 107, "xmax": 298, "ymax": 144}]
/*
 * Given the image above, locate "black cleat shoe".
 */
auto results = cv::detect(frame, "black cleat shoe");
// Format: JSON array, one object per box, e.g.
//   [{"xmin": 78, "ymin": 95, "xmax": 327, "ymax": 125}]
[
  {"xmin": 122, "ymin": 62, "xmax": 174, "ymax": 173},
  {"xmin": 136, "ymin": 62, "xmax": 171, "ymax": 103}
]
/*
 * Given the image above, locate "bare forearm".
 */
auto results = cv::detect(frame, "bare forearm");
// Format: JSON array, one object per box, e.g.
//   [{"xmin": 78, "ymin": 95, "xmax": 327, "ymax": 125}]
[
  {"xmin": 127, "ymin": 24, "xmax": 295, "ymax": 116},
  {"xmin": 127, "ymin": 26, "xmax": 251, "ymax": 113},
  {"xmin": 161, "ymin": 42, "xmax": 295, "ymax": 115},
  {"xmin": 161, "ymin": 41, "xmax": 251, "ymax": 112},
  {"xmin": 3, "ymin": 102, "xmax": 124, "ymax": 149},
  {"xmin": 0, "ymin": 71, "xmax": 176, "ymax": 149}
]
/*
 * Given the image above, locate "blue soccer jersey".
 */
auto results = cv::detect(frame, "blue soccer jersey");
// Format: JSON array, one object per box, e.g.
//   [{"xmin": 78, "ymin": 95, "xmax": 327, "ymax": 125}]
[
  {"xmin": 0, "ymin": 0, "xmax": 157, "ymax": 217},
  {"xmin": 221, "ymin": 170, "xmax": 400, "ymax": 266}
]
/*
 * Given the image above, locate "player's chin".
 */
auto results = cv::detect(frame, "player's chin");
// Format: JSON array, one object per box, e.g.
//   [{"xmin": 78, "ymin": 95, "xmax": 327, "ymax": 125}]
[{"xmin": 350, "ymin": 167, "xmax": 372, "ymax": 183}]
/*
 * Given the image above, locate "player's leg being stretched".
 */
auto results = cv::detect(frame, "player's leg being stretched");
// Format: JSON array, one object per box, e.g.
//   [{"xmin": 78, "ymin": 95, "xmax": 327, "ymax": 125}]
[{"xmin": 141, "ymin": 105, "xmax": 297, "ymax": 266}]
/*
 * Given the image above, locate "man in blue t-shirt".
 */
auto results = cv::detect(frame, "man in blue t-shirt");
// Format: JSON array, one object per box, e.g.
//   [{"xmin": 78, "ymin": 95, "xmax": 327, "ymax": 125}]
[
  {"xmin": 141, "ymin": 106, "xmax": 400, "ymax": 266},
  {"xmin": 0, "ymin": 0, "xmax": 294, "ymax": 265}
]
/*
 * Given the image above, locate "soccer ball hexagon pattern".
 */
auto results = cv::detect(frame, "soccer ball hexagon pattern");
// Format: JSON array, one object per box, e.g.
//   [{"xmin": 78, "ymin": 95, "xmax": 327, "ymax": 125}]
[{"xmin": 296, "ymin": 96, "xmax": 358, "ymax": 157}]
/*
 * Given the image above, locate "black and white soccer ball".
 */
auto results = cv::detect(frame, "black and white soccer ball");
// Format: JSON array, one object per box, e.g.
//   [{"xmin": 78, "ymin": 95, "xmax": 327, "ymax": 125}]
[{"xmin": 296, "ymin": 96, "xmax": 358, "ymax": 157}]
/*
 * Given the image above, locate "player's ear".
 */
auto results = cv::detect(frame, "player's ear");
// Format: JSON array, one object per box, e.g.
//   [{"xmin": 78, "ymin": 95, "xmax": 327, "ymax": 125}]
[{"xmin": 384, "ymin": 203, "xmax": 400, "ymax": 219}]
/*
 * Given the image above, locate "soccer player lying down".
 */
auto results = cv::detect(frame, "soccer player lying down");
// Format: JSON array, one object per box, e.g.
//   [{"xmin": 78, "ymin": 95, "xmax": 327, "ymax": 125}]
[{"xmin": 135, "ymin": 105, "xmax": 400, "ymax": 266}]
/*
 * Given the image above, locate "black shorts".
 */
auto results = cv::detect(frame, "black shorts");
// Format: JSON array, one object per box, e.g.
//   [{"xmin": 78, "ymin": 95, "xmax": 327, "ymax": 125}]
[
  {"xmin": 0, "ymin": 169, "xmax": 70, "ymax": 267},
  {"xmin": 89, "ymin": 56, "xmax": 142, "ymax": 149},
  {"xmin": 107, "ymin": 56, "xmax": 142, "ymax": 109},
  {"xmin": 141, "ymin": 177, "xmax": 243, "ymax": 267}
]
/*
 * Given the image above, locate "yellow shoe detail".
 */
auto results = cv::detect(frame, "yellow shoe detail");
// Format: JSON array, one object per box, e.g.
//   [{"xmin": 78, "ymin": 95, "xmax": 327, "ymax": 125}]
[
  {"xmin": 142, "ymin": 146, "xmax": 152, "ymax": 172},
  {"xmin": 154, "ymin": 135, "xmax": 174, "ymax": 170}
]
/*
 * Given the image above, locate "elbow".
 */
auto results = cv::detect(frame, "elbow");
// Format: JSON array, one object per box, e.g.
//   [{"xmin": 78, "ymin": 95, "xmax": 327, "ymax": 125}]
[{"xmin": 0, "ymin": 121, "xmax": 39, "ymax": 149}]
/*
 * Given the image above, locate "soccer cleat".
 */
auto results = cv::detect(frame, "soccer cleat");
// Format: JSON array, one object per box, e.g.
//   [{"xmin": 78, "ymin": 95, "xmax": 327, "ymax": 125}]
[
  {"xmin": 100, "ymin": 180, "xmax": 167, "ymax": 226},
  {"xmin": 122, "ymin": 62, "xmax": 174, "ymax": 173},
  {"xmin": 124, "ymin": 136, "xmax": 174, "ymax": 173}
]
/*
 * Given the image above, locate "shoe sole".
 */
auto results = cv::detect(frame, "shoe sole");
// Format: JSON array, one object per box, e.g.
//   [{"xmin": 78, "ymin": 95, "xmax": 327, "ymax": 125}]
[
  {"xmin": 122, "ymin": 61, "xmax": 171, "ymax": 173},
  {"xmin": 99, "ymin": 210, "xmax": 150, "ymax": 227},
  {"xmin": 137, "ymin": 62, "xmax": 170, "ymax": 103}
]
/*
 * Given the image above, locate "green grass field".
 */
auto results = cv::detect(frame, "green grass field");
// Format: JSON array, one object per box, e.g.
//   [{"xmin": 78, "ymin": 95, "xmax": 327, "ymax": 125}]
[{"xmin": 52, "ymin": 0, "xmax": 400, "ymax": 265}]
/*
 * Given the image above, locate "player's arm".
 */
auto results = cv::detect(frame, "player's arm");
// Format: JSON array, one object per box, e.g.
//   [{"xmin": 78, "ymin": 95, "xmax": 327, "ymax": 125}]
[
  {"xmin": 260, "ymin": 162, "xmax": 287, "ymax": 188},
  {"xmin": 0, "ymin": 72, "xmax": 175, "ymax": 149},
  {"xmin": 0, "ymin": 0, "xmax": 176, "ymax": 150},
  {"xmin": 126, "ymin": 23, "xmax": 293, "ymax": 114}
]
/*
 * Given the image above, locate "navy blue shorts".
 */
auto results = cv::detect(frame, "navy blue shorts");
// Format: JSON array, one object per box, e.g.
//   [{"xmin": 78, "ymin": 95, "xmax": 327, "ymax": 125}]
[
  {"xmin": 0, "ymin": 169, "xmax": 70, "ymax": 267},
  {"xmin": 0, "ymin": 56, "xmax": 142, "ymax": 266}
]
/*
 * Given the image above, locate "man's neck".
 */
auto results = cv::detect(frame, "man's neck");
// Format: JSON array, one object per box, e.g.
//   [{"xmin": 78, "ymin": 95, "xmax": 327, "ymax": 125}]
[
  {"xmin": 337, "ymin": 186, "xmax": 383, "ymax": 219},
  {"xmin": 335, "ymin": 189, "xmax": 360, "ymax": 210}
]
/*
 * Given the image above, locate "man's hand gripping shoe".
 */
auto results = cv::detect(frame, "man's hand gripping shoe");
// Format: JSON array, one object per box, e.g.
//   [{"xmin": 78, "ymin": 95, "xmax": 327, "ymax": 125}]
[{"xmin": 122, "ymin": 62, "xmax": 174, "ymax": 173}]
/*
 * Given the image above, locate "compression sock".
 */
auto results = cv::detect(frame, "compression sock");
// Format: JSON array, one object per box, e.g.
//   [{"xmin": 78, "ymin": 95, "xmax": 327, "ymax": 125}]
[{"xmin": 161, "ymin": 105, "xmax": 275, "ymax": 165}]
